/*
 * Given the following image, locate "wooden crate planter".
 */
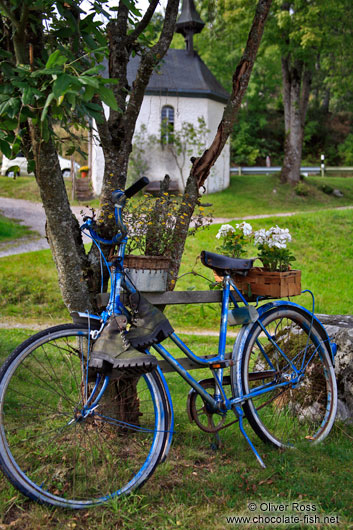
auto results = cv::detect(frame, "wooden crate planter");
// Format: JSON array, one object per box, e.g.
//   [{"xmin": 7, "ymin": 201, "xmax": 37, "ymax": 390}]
[
  {"xmin": 232, "ymin": 267, "xmax": 301, "ymax": 298},
  {"xmin": 124, "ymin": 255, "xmax": 170, "ymax": 292},
  {"xmin": 215, "ymin": 268, "xmax": 301, "ymax": 298}
]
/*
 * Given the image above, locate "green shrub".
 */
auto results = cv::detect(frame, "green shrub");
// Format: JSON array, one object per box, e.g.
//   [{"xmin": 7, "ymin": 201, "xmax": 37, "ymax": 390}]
[
  {"xmin": 294, "ymin": 181, "xmax": 310, "ymax": 196},
  {"xmin": 319, "ymin": 183, "xmax": 334, "ymax": 195},
  {"xmin": 338, "ymin": 133, "xmax": 353, "ymax": 165}
]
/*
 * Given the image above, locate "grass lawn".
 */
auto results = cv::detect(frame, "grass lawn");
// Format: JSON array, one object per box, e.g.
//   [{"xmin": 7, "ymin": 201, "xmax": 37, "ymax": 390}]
[
  {"xmin": 0, "ymin": 176, "xmax": 98, "ymax": 207},
  {"xmin": 171, "ymin": 207, "xmax": 353, "ymax": 329},
  {"xmin": 0, "ymin": 214, "xmax": 35, "ymax": 243},
  {"xmin": 207, "ymin": 174, "xmax": 353, "ymax": 217},
  {"xmin": 0, "ymin": 329, "xmax": 352, "ymax": 529},
  {"xmin": 1, "ymin": 176, "xmax": 353, "ymax": 527},
  {"xmin": 0, "ymin": 208, "xmax": 352, "ymax": 327},
  {"xmin": 0, "ymin": 176, "xmax": 43, "ymax": 202},
  {"xmin": 1, "ymin": 174, "xmax": 353, "ymax": 217}
]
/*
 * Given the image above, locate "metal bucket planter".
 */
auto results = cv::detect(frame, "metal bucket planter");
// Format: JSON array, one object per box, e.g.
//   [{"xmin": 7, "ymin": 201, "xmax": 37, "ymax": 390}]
[{"xmin": 124, "ymin": 255, "xmax": 170, "ymax": 292}]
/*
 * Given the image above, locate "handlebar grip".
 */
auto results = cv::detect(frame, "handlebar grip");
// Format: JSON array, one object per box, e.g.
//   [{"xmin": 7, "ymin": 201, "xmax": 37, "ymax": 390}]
[{"xmin": 124, "ymin": 176, "xmax": 149, "ymax": 198}]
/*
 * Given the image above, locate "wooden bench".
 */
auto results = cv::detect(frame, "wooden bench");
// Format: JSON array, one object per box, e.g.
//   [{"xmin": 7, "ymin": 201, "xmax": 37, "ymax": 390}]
[
  {"xmin": 145, "ymin": 179, "xmax": 180, "ymax": 195},
  {"xmin": 97, "ymin": 290, "xmax": 351, "ymax": 375},
  {"xmin": 96, "ymin": 289, "xmax": 255, "ymax": 311},
  {"xmin": 97, "ymin": 290, "xmax": 239, "ymax": 375}
]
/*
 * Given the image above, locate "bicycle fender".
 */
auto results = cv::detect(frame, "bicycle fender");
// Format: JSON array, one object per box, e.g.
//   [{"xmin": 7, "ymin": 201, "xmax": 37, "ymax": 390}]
[
  {"xmin": 155, "ymin": 366, "xmax": 174, "ymax": 463},
  {"xmin": 231, "ymin": 300, "xmax": 335, "ymax": 400},
  {"xmin": 256, "ymin": 301, "xmax": 335, "ymax": 363}
]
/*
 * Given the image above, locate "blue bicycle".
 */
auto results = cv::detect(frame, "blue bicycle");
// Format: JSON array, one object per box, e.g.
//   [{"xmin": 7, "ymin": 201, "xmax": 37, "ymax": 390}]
[{"xmin": 0, "ymin": 177, "xmax": 337, "ymax": 508}]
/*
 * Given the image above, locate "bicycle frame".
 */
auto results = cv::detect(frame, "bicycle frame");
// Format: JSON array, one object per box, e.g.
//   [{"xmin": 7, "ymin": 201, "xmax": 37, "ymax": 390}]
[
  {"xmin": 94, "ymin": 251, "xmax": 301, "ymax": 416},
  {"xmin": 82, "ymin": 209, "xmax": 334, "ymax": 411}
]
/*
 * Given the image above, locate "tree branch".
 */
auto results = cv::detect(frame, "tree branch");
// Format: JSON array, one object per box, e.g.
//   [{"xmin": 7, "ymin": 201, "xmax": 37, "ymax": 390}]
[
  {"xmin": 127, "ymin": 0, "xmax": 160, "ymax": 44},
  {"xmin": 121, "ymin": 0, "xmax": 179, "ymax": 156},
  {"xmin": 192, "ymin": 0, "xmax": 272, "ymax": 188},
  {"xmin": 167, "ymin": 0, "xmax": 272, "ymax": 289},
  {"xmin": 93, "ymin": 97, "xmax": 113, "ymax": 151}
]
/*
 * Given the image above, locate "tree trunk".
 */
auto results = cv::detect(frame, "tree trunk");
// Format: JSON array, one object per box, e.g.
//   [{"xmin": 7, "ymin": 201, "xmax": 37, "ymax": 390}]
[
  {"xmin": 280, "ymin": 59, "xmax": 312, "ymax": 185},
  {"xmin": 96, "ymin": 0, "xmax": 179, "ymax": 236},
  {"xmin": 29, "ymin": 122, "xmax": 93, "ymax": 313},
  {"xmin": 167, "ymin": 0, "xmax": 273, "ymax": 289}
]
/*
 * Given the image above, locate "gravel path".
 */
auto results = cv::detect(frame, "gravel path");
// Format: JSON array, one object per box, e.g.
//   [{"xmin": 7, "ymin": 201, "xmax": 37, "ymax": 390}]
[
  {"xmin": 1, "ymin": 196, "xmax": 353, "ymax": 258},
  {"xmin": 0, "ymin": 197, "xmax": 91, "ymax": 257}
]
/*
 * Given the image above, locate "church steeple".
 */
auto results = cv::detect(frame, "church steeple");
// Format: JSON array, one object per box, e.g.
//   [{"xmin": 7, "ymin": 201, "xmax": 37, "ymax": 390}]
[{"xmin": 175, "ymin": 0, "xmax": 205, "ymax": 55}]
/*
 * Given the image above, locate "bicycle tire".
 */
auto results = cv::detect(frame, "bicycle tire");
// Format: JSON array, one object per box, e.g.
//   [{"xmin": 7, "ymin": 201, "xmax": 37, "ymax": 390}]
[
  {"xmin": 0, "ymin": 324, "xmax": 169, "ymax": 508},
  {"xmin": 240, "ymin": 307, "xmax": 337, "ymax": 448}
]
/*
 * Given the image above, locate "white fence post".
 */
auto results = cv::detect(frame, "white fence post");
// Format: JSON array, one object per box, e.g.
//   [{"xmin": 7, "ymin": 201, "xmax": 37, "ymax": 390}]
[{"xmin": 321, "ymin": 154, "xmax": 325, "ymax": 177}]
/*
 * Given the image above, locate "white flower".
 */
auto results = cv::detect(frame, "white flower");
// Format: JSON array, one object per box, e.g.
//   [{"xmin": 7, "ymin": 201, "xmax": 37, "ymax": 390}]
[
  {"xmin": 254, "ymin": 226, "xmax": 292, "ymax": 248},
  {"xmin": 254, "ymin": 228, "xmax": 267, "ymax": 246},
  {"xmin": 216, "ymin": 224, "xmax": 235, "ymax": 239},
  {"xmin": 236, "ymin": 221, "xmax": 252, "ymax": 236}
]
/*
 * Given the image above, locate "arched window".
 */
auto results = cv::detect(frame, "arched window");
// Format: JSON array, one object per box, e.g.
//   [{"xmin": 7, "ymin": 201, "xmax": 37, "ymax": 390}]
[{"xmin": 161, "ymin": 105, "xmax": 174, "ymax": 145}]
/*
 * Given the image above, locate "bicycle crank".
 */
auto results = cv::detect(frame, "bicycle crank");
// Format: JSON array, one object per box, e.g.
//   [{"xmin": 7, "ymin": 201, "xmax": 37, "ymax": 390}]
[{"xmin": 187, "ymin": 377, "xmax": 236, "ymax": 433}]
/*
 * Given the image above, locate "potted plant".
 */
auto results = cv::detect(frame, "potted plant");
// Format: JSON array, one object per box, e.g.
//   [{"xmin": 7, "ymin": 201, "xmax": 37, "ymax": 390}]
[
  {"xmin": 123, "ymin": 190, "xmax": 210, "ymax": 292},
  {"xmin": 215, "ymin": 223, "xmax": 301, "ymax": 298},
  {"xmin": 216, "ymin": 222, "xmax": 253, "ymax": 258},
  {"xmin": 79, "ymin": 165, "xmax": 89, "ymax": 178}
]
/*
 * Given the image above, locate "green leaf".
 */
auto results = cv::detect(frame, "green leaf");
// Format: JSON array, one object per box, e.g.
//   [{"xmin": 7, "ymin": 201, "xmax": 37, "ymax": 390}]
[
  {"xmin": 82, "ymin": 103, "xmax": 103, "ymax": 123},
  {"xmin": 82, "ymin": 33, "xmax": 100, "ymax": 51},
  {"xmin": 52, "ymin": 74, "xmax": 76, "ymax": 98},
  {"xmin": 0, "ymin": 49, "xmax": 13, "ymax": 60},
  {"xmin": 82, "ymin": 85, "xmax": 95, "ymax": 102},
  {"xmin": 82, "ymin": 65, "xmax": 104, "ymax": 76},
  {"xmin": 101, "ymin": 77, "xmax": 119, "ymax": 85},
  {"xmin": 121, "ymin": 0, "xmax": 142, "ymax": 17},
  {"xmin": 0, "ymin": 139, "xmax": 12, "ymax": 158},
  {"xmin": 11, "ymin": 80, "xmax": 29, "ymax": 89},
  {"xmin": 22, "ymin": 87, "xmax": 34, "ymax": 106},
  {"xmin": 99, "ymin": 86, "xmax": 119, "ymax": 111},
  {"xmin": 65, "ymin": 146, "xmax": 75, "ymax": 156},
  {"xmin": 77, "ymin": 76, "xmax": 100, "ymax": 89},
  {"xmin": 31, "ymin": 68, "xmax": 64, "ymax": 77},
  {"xmin": 67, "ymin": 92, "xmax": 77, "ymax": 107},
  {"xmin": 85, "ymin": 102, "xmax": 103, "ymax": 111},
  {"xmin": 0, "ymin": 118, "xmax": 18, "ymax": 131},
  {"xmin": 41, "ymin": 93, "xmax": 55, "ymax": 122},
  {"xmin": 45, "ymin": 50, "xmax": 67, "ymax": 69},
  {"xmin": 0, "ymin": 62, "xmax": 14, "ymax": 78},
  {"xmin": 0, "ymin": 98, "xmax": 20, "ymax": 119},
  {"xmin": 27, "ymin": 159, "xmax": 36, "ymax": 174}
]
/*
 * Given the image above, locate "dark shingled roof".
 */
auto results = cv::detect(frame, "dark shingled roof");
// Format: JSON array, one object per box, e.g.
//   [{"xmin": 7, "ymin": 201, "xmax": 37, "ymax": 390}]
[{"xmin": 127, "ymin": 49, "xmax": 229, "ymax": 104}]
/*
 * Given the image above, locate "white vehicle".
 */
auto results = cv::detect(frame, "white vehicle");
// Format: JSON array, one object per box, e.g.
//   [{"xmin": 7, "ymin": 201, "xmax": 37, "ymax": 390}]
[{"xmin": 1, "ymin": 153, "xmax": 79, "ymax": 178}]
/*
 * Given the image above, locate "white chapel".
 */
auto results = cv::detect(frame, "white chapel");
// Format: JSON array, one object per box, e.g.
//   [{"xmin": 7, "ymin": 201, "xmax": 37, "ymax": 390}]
[{"xmin": 91, "ymin": 0, "xmax": 230, "ymax": 195}]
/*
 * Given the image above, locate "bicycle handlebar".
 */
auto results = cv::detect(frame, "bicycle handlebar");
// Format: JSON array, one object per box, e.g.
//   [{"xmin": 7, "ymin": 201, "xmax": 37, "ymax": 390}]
[
  {"xmin": 81, "ymin": 177, "xmax": 149, "ymax": 247},
  {"xmin": 124, "ymin": 176, "xmax": 149, "ymax": 199},
  {"xmin": 111, "ymin": 176, "xmax": 150, "ymax": 204}
]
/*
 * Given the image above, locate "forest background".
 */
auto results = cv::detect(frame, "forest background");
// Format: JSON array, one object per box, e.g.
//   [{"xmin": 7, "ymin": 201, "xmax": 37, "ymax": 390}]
[{"xmin": 159, "ymin": 0, "xmax": 353, "ymax": 169}]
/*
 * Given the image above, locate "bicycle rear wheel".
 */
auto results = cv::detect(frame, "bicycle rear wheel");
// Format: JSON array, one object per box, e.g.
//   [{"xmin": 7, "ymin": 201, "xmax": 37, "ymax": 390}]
[
  {"xmin": 240, "ymin": 307, "xmax": 337, "ymax": 448},
  {"xmin": 0, "ymin": 324, "xmax": 169, "ymax": 508}
]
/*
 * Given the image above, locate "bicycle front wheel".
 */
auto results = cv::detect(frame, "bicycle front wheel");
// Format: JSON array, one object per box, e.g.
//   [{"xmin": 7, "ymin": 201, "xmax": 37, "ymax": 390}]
[
  {"xmin": 241, "ymin": 308, "xmax": 337, "ymax": 448},
  {"xmin": 0, "ymin": 324, "xmax": 169, "ymax": 508}
]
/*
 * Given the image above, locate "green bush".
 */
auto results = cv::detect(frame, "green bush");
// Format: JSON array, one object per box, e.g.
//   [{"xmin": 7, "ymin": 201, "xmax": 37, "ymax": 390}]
[
  {"xmin": 338, "ymin": 133, "xmax": 353, "ymax": 165},
  {"xmin": 319, "ymin": 183, "xmax": 334, "ymax": 195},
  {"xmin": 294, "ymin": 181, "xmax": 310, "ymax": 196}
]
